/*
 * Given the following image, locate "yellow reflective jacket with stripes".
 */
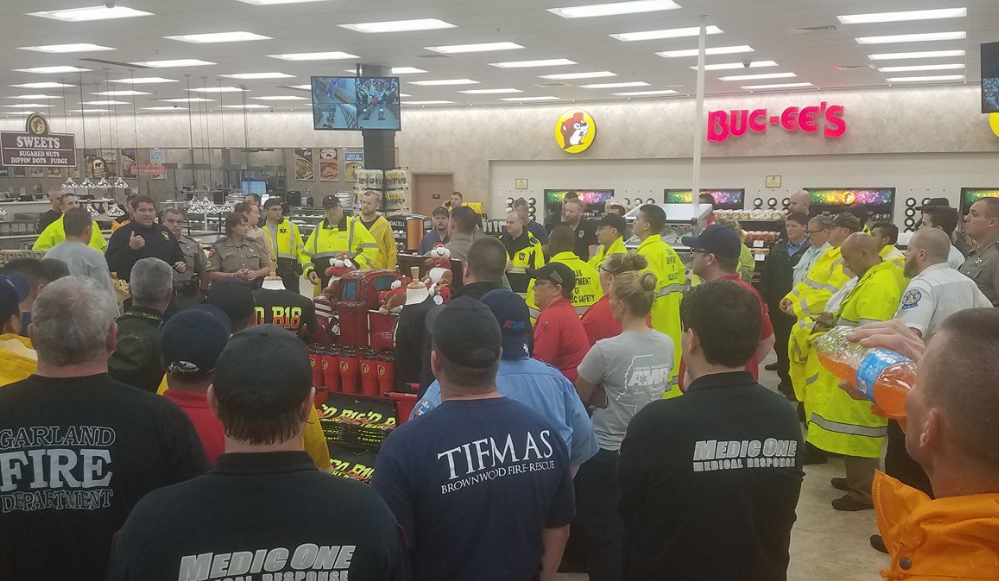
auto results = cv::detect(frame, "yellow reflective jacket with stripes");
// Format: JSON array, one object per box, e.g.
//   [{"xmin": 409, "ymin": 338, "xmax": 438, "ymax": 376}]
[{"xmin": 300, "ymin": 216, "xmax": 379, "ymax": 276}]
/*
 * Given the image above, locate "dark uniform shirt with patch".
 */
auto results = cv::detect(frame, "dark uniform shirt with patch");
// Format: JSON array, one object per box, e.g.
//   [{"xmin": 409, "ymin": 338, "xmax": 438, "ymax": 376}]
[
  {"xmin": 106, "ymin": 223, "xmax": 185, "ymax": 282},
  {"xmin": 959, "ymin": 235, "xmax": 999, "ymax": 307},
  {"xmin": 563, "ymin": 219, "xmax": 598, "ymax": 262}
]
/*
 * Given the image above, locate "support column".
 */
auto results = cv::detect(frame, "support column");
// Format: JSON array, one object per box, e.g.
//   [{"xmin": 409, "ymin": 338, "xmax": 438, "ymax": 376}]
[
  {"xmin": 690, "ymin": 16, "xmax": 708, "ymax": 225},
  {"xmin": 358, "ymin": 65, "xmax": 396, "ymax": 212}
]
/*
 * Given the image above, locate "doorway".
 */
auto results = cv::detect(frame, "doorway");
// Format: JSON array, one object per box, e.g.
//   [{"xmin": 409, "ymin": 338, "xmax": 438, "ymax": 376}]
[{"xmin": 411, "ymin": 172, "xmax": 455, "ymax": 217}]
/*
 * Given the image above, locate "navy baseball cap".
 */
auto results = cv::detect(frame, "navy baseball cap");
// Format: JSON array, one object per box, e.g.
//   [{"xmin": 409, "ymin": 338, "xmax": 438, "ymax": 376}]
[
  {"xmin": 598, "ymin": 213, "xmax": 627, "ymax": 235},
  {"xmin": 322, "ymin": 195, "xmax": 342, "ymax": 209},
  {"xmin": 481, "ymin": 289, "xmax": 531, "ymax": 360},
  {"xmin": 431, "ymin": 297, "xmax": 502, "ymax": 368},
  {"xmin": 527, "ymin": 262, "xmax": 576, "ymax": 293},
  {"xmin": 0, "ymin": 274, "xmax": 27, "ymax": 323},
  {"xmin": 214, "ymin": 325, "xmax": 312, "ymax": 418},
  {"xmin": 682, "ymin": 224, "xmax": 742, "ymax": 259},
  {"xmin": 161, "ymin": 309, "xmax": 230, "ymax": 377}
]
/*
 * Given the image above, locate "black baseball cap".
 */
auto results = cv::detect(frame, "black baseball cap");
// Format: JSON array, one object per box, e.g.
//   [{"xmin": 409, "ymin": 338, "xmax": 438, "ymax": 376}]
[
  {"xmin": 480, "ymin": 289, "xmax": 531, "ymax": 360},
  {"xmin": 214, "ymin": 325, "xmax": 312, "ymax": 418},
  {"xmin": 0, "ymin": 274, "xmax": 27, "ymax": 323},
  {"xmin": 528, "ymin": 262, "xmax": 576, "ymax": 293},
  {"xmin": 206, "ymin": 278, "xmax": 255, "ymax": 323},
  {"xmin": 322, "ymin": 195, "xmax": 342, "ymax": 209},
  {"xmin": 188, "ymin": 303, "xmax": 233, "ymax": 334},
  {"xmin": 431, "ymin": 297, "xmax": 502, "ymax": 368},
  {"xmin": 598, "ymin": 213, "xmax": 627, "ymax": 235},
  {"xmin": 682, "ymin": 224, "xmax": 741, "ymax": 259},
  {"xmin": 161, "ymin": 309, "xmax": 230, "ymax": 377},
  {"xmin": 432, "ymin": 206, "xmax": 450, "ymax": 218},
  {"xmin": 915, "ymin": 198, "xmax": 950, "ymax": 211}
]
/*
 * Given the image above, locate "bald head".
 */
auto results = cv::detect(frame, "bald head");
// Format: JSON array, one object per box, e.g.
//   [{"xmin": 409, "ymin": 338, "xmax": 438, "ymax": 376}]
[
  {"xmin": 788, "ymin": 190, "xmax": 811, "ymax": 214},
  {"xmin": 910, "ymin": 228, "xmax": 950, "ymax": 262},
  {"xmin": 840, "ymin": 233, "xmax": 881, "ymax": 277}
]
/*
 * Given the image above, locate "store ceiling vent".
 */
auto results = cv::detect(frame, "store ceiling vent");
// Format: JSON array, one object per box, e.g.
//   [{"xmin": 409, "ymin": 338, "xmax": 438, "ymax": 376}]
[
  {"xmin": 832, "ymin": 64, "xmax": 876, "ymax": 71},
  {"xmin": 80, "ymin": 57, "xmax": 150, "ymax": 69},
  {"xmin": 788, "ymin": 25, "xmax": 838, "ymax": 35}
]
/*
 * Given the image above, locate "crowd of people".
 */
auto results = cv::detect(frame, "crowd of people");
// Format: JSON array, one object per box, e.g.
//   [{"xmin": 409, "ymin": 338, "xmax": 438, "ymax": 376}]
[{"xmin": 1, "ymin": 186, "xmax": 998, "ymax": 581}]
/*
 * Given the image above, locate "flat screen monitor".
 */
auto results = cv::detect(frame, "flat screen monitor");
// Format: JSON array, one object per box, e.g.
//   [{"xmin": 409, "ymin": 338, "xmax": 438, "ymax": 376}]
[
  {"xmin": 543, "ymin": 189, "xmax": 615, "ymax": 217},
  {"xmin": 804, "ymin": 187, "xmax": 896, "ymax": 224},
  {"xmin": 312, "ymin": 76, "xmax": 401, "ymax": 131},
  {"xmin": 960, "ymin": 188, "xmax": 999, "ymax": 216},
  {"xmin": 982, "ymin": 42, "xmax": 999, "ymax": 113},
  {"xmin": 664, "ymin": 188, "xmax": 745, "ymax": 210},
  {"xmin": 241, "ymin": 179, "xmax": 267, "ymax": 195}
]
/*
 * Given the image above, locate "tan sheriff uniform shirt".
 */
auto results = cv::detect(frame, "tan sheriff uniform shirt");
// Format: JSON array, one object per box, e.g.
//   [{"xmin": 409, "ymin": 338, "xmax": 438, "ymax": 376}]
[
  {"xmin": 175, "ymin": 235, "xmax": 208, "ymax": 287},
  {"xmin": 959, "ymin": 235, "xmax": 999, "ymax": 307},
  {"xmin": 207, "ymin": 237, "xmax": 268, "ymax": 276}
]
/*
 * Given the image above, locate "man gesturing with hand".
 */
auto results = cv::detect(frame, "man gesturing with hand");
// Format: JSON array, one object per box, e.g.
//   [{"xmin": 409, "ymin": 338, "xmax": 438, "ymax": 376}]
[{"xmin": 107, "ymin": 196, "xmax": 185, "ymax": 282}]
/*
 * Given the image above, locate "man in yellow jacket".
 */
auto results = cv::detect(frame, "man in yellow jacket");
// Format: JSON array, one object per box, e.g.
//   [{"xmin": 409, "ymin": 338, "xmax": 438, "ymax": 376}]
[
  {"xmin": 301, "ymin": 196, "xmax": 379, "ymax": 289},
  {"xmin": 261, "ymin": 198, "xmax": 307, "ymax": 292},
  {"xmin": 526, "ymin": 225, "xmax": 602, "ymax": 319},
  {"xmin": 871, "ymin": 222, "xmax": 906, "ymax": 270},
  {"xmin": 633, "ymin": 204, "xmax": 684, "ymax": 393},
  {"xmin": 588, "ymin": 213, "xmax": 628, "ymax": 271},
  {"xmin": 0, "ymin": 275, "xmax": 36, "ymax": 387},
  {"xmin": 358, "ymin": 190, "xmax": 397, "ymax": 270},
  {"xmin": 809, "ymin": 233, "xmax": 908, "ymax": 511},
  {"xmin": 32, "ymin": 192, "xmax": 106, "ymax": 252}
]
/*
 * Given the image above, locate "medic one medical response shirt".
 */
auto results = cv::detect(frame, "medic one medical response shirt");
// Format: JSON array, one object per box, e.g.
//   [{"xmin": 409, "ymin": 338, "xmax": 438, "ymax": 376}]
[{"xmin": 373, "ymin": 397, "xmax": 575, "ymax": 581}]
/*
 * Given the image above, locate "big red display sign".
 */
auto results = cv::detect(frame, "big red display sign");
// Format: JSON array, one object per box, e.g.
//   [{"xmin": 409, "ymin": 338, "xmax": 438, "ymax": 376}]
[
  {"xmin": 1, "ymin": 113, "xmax": 77, "ymax": 167},
  {"xmin": 707, "ymin": 102, "xmax": 845, "ymax": 143}
]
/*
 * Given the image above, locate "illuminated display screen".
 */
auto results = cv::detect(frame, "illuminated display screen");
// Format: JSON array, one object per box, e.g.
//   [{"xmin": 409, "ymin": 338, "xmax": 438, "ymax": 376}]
[
  {"xmin": 961, "ymin": 188, "xmax": 999, "ymax": 215},
  {"xmin": 805, "ymin": 187, "xmax": 895, "ymax": 223},
  {"xmin": 664, "ymin": 189, "xmax": 744, "ymax": 210}
]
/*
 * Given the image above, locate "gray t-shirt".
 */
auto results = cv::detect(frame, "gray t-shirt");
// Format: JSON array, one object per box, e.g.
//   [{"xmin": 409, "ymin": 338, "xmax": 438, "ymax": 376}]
[
  {"xmin": 577, "ymin": 329, "xmax": 674, "ymax": 451},
  {"xmin": 45, "ymin": 241, "xmax": 117, "ymax": 305}
]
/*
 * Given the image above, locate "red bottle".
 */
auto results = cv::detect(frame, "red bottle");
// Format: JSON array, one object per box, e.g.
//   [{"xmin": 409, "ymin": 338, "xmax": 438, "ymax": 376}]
[
  {"xmin": 321, "ymin": 348, "xmax": 341, "ymax": 393},
  {"xmin": 360, "ymin": 350, "xmax": 380, "ymax": 396},
  {"xmin": 339, "ymin": 349, "xmax": 360, "ymax": 394},
  {"xmin": 376, "ymin": 354, "xmax": 395, "ymax": 397}
]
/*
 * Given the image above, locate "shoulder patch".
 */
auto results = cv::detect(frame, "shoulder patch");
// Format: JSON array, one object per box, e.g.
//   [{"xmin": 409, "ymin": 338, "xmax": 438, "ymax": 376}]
[{"xmin": 900, "ymin": 289, "xmax": 922, "ymax": 310}]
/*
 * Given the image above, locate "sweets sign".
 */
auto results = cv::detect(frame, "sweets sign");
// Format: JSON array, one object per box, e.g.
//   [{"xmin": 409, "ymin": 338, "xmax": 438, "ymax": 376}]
[
  {"xmin": 707, "ymin": 102, "xmax": 846, "ymax": 143},
  {"xmin": 0, "ymin": 113, "xmax": 77, "ymax": 167}
]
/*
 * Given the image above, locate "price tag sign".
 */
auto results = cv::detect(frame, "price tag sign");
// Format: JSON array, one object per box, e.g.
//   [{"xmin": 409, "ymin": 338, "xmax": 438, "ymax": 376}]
[{"xmin": 753, "ymin": 240, "xmax": 764, "ymax": 248}]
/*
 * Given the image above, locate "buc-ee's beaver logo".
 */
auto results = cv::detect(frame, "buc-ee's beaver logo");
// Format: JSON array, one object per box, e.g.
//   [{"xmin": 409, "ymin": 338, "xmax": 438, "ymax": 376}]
[{"xmin": 555, "ymin": 109, "xmax": 596, "ymax": 154}]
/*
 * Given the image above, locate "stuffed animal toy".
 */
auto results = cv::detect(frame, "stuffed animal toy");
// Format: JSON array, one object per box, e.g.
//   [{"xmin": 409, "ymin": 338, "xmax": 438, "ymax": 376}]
[
  {"xmin": 422, "ymin": 245, "xmax": 453, "ymax": 304},
  {"xmin": 378, "ymin": 277, "xmax": 411, "ymax": 314},
  {"xmin": 322, "ymin": 254, "xmax": 355, "ymax": 297}
]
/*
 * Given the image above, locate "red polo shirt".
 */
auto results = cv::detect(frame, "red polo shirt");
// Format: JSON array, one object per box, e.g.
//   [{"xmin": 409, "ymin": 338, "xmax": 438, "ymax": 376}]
[
  {"xmin": 581, "ymin": 295, "xmax": 622, "ymax": 346},
  {"xmin": 534, "ymin": 298, "xmax": 591, "ymax": 383},
  {"xmin": 162, "ymin": 388, "xmax": 225, "ymax": 465}
]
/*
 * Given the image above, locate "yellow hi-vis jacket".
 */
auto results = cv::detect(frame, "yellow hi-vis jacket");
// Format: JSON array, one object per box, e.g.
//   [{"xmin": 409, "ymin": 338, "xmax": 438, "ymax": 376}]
[
  {"xmin": 0, "ymin": 334, "xmax": 36, "ymax": 388},
  {"xmin": 526, "ymin": 251, "xmax": 603, "ymax": 319},
  {"xmin": 588, "ymin": 236, "xmax": 627, "ymax": 271},
  {"xmin": 262, "ymin": 219, "xmax": 306, "ymax": 263},
  {"xmin": 806, "ymin": 260, "xmax": 908, "ymax": 458},
  {"xmin": 301, "ymin": 216, "xmax": 379, "ymax": 276},
  {"xmin": 364, "ymin": 215, "xmax": 398, "ymax": 270},
  {"xmin": 880, "ymin": 245, "xmax": 906, "ymax": 270},
  {"xmin": 32, "ymin": 214, "xmax": 107, "ymax": 252},
  {"xmin": 637, "ymin": 235, "xmax": 685, "ymax": 393}
]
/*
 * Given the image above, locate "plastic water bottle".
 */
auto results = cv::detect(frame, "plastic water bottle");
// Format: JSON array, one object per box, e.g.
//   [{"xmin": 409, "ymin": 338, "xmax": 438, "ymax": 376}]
[{"xmin": 815, "ymin": 326, "xmax": 916, "ymax": 420}]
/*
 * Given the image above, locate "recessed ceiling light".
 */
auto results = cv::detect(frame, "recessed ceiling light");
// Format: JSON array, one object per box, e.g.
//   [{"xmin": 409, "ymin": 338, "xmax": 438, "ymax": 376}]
[
  {"xmin": 690, "ymin": 60, "xmax": 777, "ymax": 71},
  {"xmin": 837, "ymin": 8, "xmax": 967, "ymax": 25},
  {"xmin": 95, "ymin": 90, "xmax": 151, "ymax": 96},
  {"xmin": 224, "ymin": 104, "xmax": 269, "ymax": 108},
  {"xmin": 165, "ymin": 31, "xmax": 271, "ymax": 44},
  {"xmin": 548, "ymin": 0, "xmax": 680, "ymax": 19},
  {"xmin": 5, "ymin": 104, "xmax": 53, "ymax": 108},
  {"xmin": 340, "ymin": 19, "xmax": 456, "ymax": 33},
  {"xmin": 403, "ymin": 100, "xmax": 454, "ymax": 105},
  {"xmin": 6, "ymin": 94, "xmax": 62, "ymax": 100},
  {"xmin": 161, "ymin": 98, "xmax": 215, "ymax": 102},
  {"xmin": 580, "ymin": 81, "xmax": 650, "ymax": 88},
  {"xmin": 719, "ymin": 72, "xmax": 796, "ymax": 81},
  {"xmin": 251, "ymin": 95, "xmax": 309, "ymax": 100},
  {"xmin": 742, "ymin": 82, "xmax": 813, "ymax": 90},
  {"xmin": 19, "ymin": 43, "xmax": 114, "ymax": 53},
  {"xmin": 459, "ymin": 88, "xmax": 523, "ymax": 94},
  {"xmin": 289, "ymin": 85, "xmax": 313, "ymax": 90},
  {"xmin": 109, "ymin": 77, "xmax": 177, "ymax": 84},
  {"xmin": 877, "ymin": 63, "xmax": 965, "ymax": 73},
  {"xmin": 188, "ymin": 87, "xmax": 248, "ymax": 93},
  {"xmin": 425, "ymin": 42, "xmax": 524, "ymax": 54},
  {"xmin": 611, "ymin": 26, "xmax": 722, "ymax": 42},
  {"xmin": 391, "ymin": 67, "xmax": 427, "ymax": 74},
  {"xmin": 10, "ymin": 82, "xmax": 75, "ymax": 88},
  {"xmin": 886, "ymin": 75, "xmax": 965, "ymax": 82},
  {"xmin": 222, "ymin": 72, "xmax": 294, "ymax": 79},
  {"xmin": 132, "ymin": 59, "xmax": 216, "ymax": 67},
  {"xmin": 81, "ymin": 100, "xmax": 129, "ymax": 105},
  {"xmin": 28, "ymin": 5, "xmax": 153, "ymax": 22},
  {"xmin": 856, "ymin": 31, "xmax": 966, "ymax": 45},
  {"xmin": 410, "ymin": 79, "xmax": 480, "ymax": 86},
  {"xmin": 868, "ymin": 50, "xmax": 965, "ymax": 61},
  {"xmin": 270, "ymin": 51, "xmax": 359, "ymax": 61},
  {"xmin": 490, "ymin": 59, "xmax": 576, "ymax": 68},
  {"xmin": 234, "ymin": 0, "xmax": 332, "ymax": 4},
  {"xmin": 142, "ymin": 106, "xmax": 188, "ymax": 111},
  {"xmin": 657, "ymin": 45, "xmax": 753, "ymax": 58},
  {"xmin": 500, "ymin": 96, "xmax": 560, "ymax": 101},
  {"xmin": 14, "ymin": 66, "xmax": 91, "ymax": 74},
  {"xmin": 613, "ymin": 89, "xmax": 678, "ymax": 96},
  {"xmin": 2, "ymin": 111, "xmax": 34, "ymax": 115},
  {"xmin": 68, "ymin": 109, "xmax": 110, "ymax": 113},
  {"xmin": 540, "ymin": 71, "xmax": 616, "ymax": 80}
]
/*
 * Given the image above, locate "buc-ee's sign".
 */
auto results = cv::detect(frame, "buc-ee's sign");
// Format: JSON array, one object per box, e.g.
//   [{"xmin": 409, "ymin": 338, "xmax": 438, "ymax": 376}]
[
  {"xmin": 0, "ymin": 113, "xmax": 77, "ymax": 167},
  {"xmin": 707, "ymin": 102, "xmax": 846, "ymax": 143}
]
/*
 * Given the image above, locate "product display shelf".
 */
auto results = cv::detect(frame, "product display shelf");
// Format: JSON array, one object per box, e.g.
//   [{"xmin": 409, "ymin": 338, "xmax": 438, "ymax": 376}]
[{"xmin": 388, "ymin": 214, "xmax": 429, "ymax": 253}]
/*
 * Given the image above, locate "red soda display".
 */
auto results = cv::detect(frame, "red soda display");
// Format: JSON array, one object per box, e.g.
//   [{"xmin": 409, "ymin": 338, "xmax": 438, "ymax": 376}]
[
  {"xmin": 321, "ymin": 348, "xmax": 341, "ymax": 393},
  {"xmin": 376, "ymin": 354, "xmax": 395, "ymax": 396},
  {"xmin": 308, "ymin": 350, "xmax": 324, "ymax": 390},
  {"xmin": 815, "ymin": 326, "xmax": 916, "ymax": 420},
  {"xmin": 339, "ymin": 348, "xmax": 360, "ymax": 394},
  {"xmin": 360, "ymin": 349, "xmax": 380, "ymax": 396}
]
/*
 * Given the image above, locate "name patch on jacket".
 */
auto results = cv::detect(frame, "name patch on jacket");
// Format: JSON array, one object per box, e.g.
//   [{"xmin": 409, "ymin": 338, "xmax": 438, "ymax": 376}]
[
  {"xmin": 179, "ymin": 545, "xmax": 356, "ymax": 581},
  {"xmin": 691, "ymin": 438, "xmax": 798, "ymax": 472}
]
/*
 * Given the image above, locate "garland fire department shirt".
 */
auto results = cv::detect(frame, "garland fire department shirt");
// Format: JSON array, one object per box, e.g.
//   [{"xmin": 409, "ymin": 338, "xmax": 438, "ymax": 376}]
[
  {"xmin": 0, "ymin": 373, "xmax": 209, "ymax": 581},
  {"xmin": 617, "ymin": 371, "xmax": 803, "ymax": 581},
  {"xmin": 372, "ymin": 397, "xmax": 575, "ymax": 581},
  {"xmin": 107, "ymin": 451, "xmax": 409, "ymax": 581}
]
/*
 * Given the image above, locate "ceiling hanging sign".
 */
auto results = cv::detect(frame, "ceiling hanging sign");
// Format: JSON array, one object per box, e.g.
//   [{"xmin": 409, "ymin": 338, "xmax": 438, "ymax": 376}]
[
  {"xmin": 707, "ymin": 102, "xmax": 845, "ymax": 143},
  {"xmin": 555, "ymin": 109, "xmax": 596, "ymax": 153},
  {"xmin": 0, "ymin": 113, "xmax": 77, "ymax": 167}
]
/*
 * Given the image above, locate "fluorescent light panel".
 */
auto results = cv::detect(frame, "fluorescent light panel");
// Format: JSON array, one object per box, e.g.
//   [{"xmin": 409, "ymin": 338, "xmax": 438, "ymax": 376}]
[
  {"xmin": 614, "ymin": 89, "xmax": 677, "ymax": 96},
  {"xmin": 165, "ymin": 31, "xmax": 271, "ymax": 43},
  {"xmin": 878, "ymin": 63, "xmax": 965, "ymax": 72},
  {"xmin": 611, "ymin": 26, "xmax": 722, "ymax": 42},
  {"xmin": 187, "ymin": 87, "xmax": 247, "ymax": 93},
  {"xmin": 580, "ymin": 81, "xmax": 649, "ymax": 88},
  {"xmin": 234, "ymin": 0, "xmax": 332, "ymax": 4},
  {"xmin": 404, "ymin": 100, "xmax": 453, "ymax": 105},
  {"xmin": 109, "ymin": 77, "xmax": 177, "ymax": 84},
  {"xmin": 548, "ymin": 0, "xmax": 680, "ymax": 18},
  {"xmin": 540, "ymin": 71, "xmax": 615, "ymax": 80},
  {"xmin": 425, "ymin": 42, "xmax": 524, "ymax": 54},
  {"xmin": 868, "ymin": 50, "xmax": 965, "ymax": 60},
  {"xmin": 142, "ymin": 106, "xmax": 187, "ymax": 110},
  {"xmin": 81, "ymin": 100, "xmax": 128, "ymax": 105},
  {"xmin": 95, "ymin": 90, "xmax": 150, "ymax": 96},
  {"xmin": 251, "ymin": 96, "xmax": 308, "ymax": 100},
  {"xmin": 719, "ymin": 72, "xmax": 796, "ymax": 81},
  {"xmin": 410, "ymin": 79, "xmax": 479, "ymax": 86},
  {"xmin": 10, "ymin": 82, "xmax": 74, "ymax": 88},
  {"xmin": 14, "ymin": 66, "xmax": 90, "ymax": 74},
  {"xmin": 658, "ymin": 45, "xmax": 752, "ymax": 58},
  {"xmin": 222, "ymin": 72, "xmax": 293, "ymax": 79},
  {"xmin": 161, "ymin": 98, "xmax": 215, "ymax": 102},
  {"xmin": 390, "ymin": 67, "xmax": 427, "ymax": 74},
  {"xmin": 7, "ymin": 94, "xmax": 62, "ymax": 99},
  {"xmin": 490, "ymin": 59, "xmax": 575, "ymax": 68},
  {"xmin": 68, "ymin": 109, "xmax": 109, "ymax": 113},
  {"xmin": 691, "ymin": 60, "xmax": 777, "ymax": 71},
  {"xmin": 5, "ymin": 104, "xmax": 53, "ymax": 108},
  {"xmin": 887, "ymin": 75, "xmax": 965, "ymax": 82},
  {"xmin": 501, "ymin": 96, "xmax": 560, "ymax": 101},
  {"xmin": 837, "ymin": 8, "xmax": 967, "ymax": 24},
  {"xmin": 28, "ymin": 5, "xmax": 153, "ymax": 22},
  {"xmin": 271, "ymin": 51, "xmax": 359, "ymax": 61},
  {"xmin": 19, "ymin": 43, "xmax": 114, "ymax": 53},
  {"xmin": 340, "ymin": 19, "xmax": 455, "ymax": 33},
  {"xmin": 459, "ymin": 88, "xmax": 522, "ymax": 94},
  {"xmin": 224, "ymin": 104, "xmax": 269, "ymax": 108},
  {"xmin": 742, "ymin": 82, "xmax": 813, "ymax": 90},
  {"xmin": 856, "ymin": 31, "xmax": 966, "ymax": 44},
  {"xmin": 132, "ymin": 59, "xmax": 215, "ymax": 67}
]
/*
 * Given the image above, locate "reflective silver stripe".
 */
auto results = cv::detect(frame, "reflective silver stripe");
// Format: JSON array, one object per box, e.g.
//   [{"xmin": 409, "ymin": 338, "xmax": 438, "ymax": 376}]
[
  {"xmin": 799, "ymin": 297, "xmax": 815, "ymax": 317},
  {"xmin": 857, "ymin": 318, "xmax": 882, "ymax": 326},
  {"xmin": 838, "ymin": 319, "xmax": 859, "ymax": 328},
  {"xmin": 268, "ymin": 227, "xmax": 279, "ymax": 256},
  {"xmin": 805, "ymin": 277, "xmax": 840, "ymax": 294},
  {"xmin": 656, "ymin": 283, "xmax": 684, "ymax": 298},
  {"xmin": 509, "ymin": 267, "xmax": 528, "ymax": 274},
  {"xmin": 529, "ymin": 307, "xmax": 541, "ymax": 319},
  {"xmin": 574, "ymin": 306, "xmax": 588, "ymax": 316},
  {"xmin": 276, "ymin": 253, "xmax": 296, "ymax": 260},
  {"xmin": 805, "ymin": 373, "xmax": 819, "ymax": 385},
  {"xmin": 809, "ymin": 413, "xmax": 888, "ymax": 438},
  {"xmin": 358, "ymin": 243, "xmax": 378, "ymax": 249},
  {"xmin": 347, "ymin": 218, "xmax": 355, "ymax": 250},
  {"xmin": 789, "ymin": 288, "xmax": 801, "ymax": 299},
  {"xmin": 831, "ymin": 258, "xmax": 843, "ymax": 268}
]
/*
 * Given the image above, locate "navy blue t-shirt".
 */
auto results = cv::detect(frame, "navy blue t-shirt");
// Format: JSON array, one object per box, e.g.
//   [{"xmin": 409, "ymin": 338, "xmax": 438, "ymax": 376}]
[{"xmin": 372, "ymin": 397, "xmax": 575, "ymax": 581}]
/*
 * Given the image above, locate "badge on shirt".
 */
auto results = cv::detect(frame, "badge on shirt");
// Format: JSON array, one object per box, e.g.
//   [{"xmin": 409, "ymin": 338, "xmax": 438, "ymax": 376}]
[
  {"xmin": 578, "ymin": 230, "xmax": 585, "ymax": 239},
  {"xmin": 900, "ymin": 289, "xmax": 922, "ymax": 310},
  {"xmin": 161, "ymin": 231, "xmax": 170, "ymax": 241}
]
